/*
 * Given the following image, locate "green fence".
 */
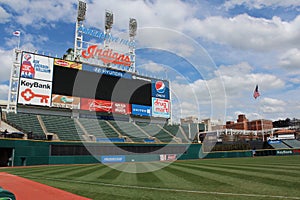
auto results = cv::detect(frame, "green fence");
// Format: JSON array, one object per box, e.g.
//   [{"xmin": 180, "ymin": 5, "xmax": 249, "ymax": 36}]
[{"xmin": 1, "ymin": 139, "xmax": 299, "ymax": 167}]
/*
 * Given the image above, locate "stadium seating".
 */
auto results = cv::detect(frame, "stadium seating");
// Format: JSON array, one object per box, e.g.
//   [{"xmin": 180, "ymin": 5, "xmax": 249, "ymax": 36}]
[
  {"xmin": 4, "ymin": 112, "xmax": 199, "ymax": 144},
  {"xmin": 108, "ymin": 121, "xmax": 149, "ymax": 142},
  {"xmin": 40, "ymin": 115, "xmax": 81, "ymax": 141},
  {"xmin": 163, "ymin": 124, "xmax": 189, "ymax": 143},
  {"xmin": 78, "ymin": 118, "xmax": 119, "ymax": 139},
  {"xmin": 269, "ymin": 141, "xmax": 291, "ymax": 149},
  {"xmin": 5, "ymin": 112, "xmax": 45, "ymax": 139},
  {"xmin": 282, "ymin": 139, "xmax": 300, "ymax": 148},
  {"xmin": 136, "ymin": 122, "xmax": 175, "ymax": 143}
]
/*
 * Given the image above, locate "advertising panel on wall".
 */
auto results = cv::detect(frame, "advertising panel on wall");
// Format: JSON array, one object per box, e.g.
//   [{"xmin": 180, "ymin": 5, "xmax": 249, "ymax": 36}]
[
  {"xmin": 21, "ymin": 52, "xmax": 54, "ymax": 81},
  {"xmin": 101, "ymin": 155, "xmax": 125, "ymax": 163},
  {"xmin": 151, "ymin": 80, "xmax": 170, "ymax": 99},
  {"xmin": 112, "ymin": 102, "xmax": 131, "ymax": 114},
  {"xmin": 18, "ymin": 78, "xmax": 52, "ymax": 107},
  {"xmin": 54, "ymin": 59, "xmax": 82, "ymax": 70},
  {"xmin": 152, "ymin": 97, "xmax": 170, "ymax": 118},
  {"xmin": 80, "ymin": 98, "xmax": 112, "ymax": 112},
  {"xmin": 131, "ymin": 104, "xmax": 151, "ymax": 117},
  {"xmin": 51, "ymin": 94, "xmax": 80, "ymax": 109},
  {"xmin": 82, "ymin": 64, "xmax": 131, "ymax": 79}
]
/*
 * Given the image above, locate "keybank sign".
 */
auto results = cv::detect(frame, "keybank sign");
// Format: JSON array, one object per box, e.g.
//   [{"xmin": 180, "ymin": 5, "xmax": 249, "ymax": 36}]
[{"xmin": 78, "ymin": 26, "xmax": 135, "ymax": 47}]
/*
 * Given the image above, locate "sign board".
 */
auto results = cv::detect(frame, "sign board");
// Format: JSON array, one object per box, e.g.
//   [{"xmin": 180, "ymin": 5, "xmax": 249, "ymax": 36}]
[
  {"xmin": 18, "ymin": 78, "xmax": 52, "ymax": 107},
  {"xmin": 131, "ymin": 104, "xmax": 151, "ymax": 116},
  {"xmin": 152, "ymin": 97, "xmax": 170, "ymax": 118},
  {"xmin": 21, "ymin": 53, "xmax": 53, "ymax": 81},
  {"xmin": 152, "ymin": 80, "xmax": 170, "ymax": 99}
]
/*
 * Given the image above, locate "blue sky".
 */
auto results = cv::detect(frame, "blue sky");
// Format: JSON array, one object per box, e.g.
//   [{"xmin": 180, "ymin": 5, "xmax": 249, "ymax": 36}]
[{"xmin": 0, "ymin": 0, "xmax": 300, "ymax": 123}]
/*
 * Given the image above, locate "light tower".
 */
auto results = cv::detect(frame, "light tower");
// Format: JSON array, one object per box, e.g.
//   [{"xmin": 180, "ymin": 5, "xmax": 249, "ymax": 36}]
[
  {"xmin": 129, "ymin": 18, "xmax": 137, "ymax": 73},
  {"xmin": 73, "ymin": 0, "xmax": 86, "ymax": 62},
  {"xmin": 7, "ymin": 49, "xmax": 22, "ymax": 112}
]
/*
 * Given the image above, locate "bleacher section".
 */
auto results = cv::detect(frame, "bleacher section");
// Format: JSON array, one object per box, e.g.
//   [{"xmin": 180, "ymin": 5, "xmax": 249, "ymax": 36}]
[
  {"xmin": 4, "ymin": 112, "xmax": 199, "ymax": 143},
  {"xmin": 282, "ymin": 140, "xmax": 300, "ymax": 148},
  {"xmin": 269, "ymin": 141, "xmax": 291, "ymax": 149},
  {"xmin": 41, "ymin": 115, "xmax": 81, "ymax": 141},
  {"xmin": 162, "ymin": 124, "xmax": 189, "ymax": 143},
  {"xmin": 181, "ymin": 124, "xmax": 190, "ymax": 140},
  {"xmin": 78, "ymin": 118, "xmax": 119, "ymax": 139},
  {"xmin": 108, "ymin": 121, "xmax": 149, "ymax": 142},
  {"xmin": 136, "ymin": 122, "xmax": 174, "ymax": 143},
  {"xmin": 6, "ymin": 113, "xmax": 45, "ymax": 139}
]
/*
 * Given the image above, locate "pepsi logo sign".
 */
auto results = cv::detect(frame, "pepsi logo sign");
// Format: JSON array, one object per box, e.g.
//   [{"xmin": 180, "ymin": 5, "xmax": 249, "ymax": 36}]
[{"xmin": 155, "ymin": 81, "xmax": 165, "ymax": 94}]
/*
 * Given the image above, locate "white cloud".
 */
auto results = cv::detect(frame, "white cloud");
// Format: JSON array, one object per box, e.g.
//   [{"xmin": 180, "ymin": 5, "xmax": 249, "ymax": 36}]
[
  {"xmin": 0, "ymin": 6, "xmax": 10, "ymax": 23},
  {"xmin": 260, "ymin": 97, "xmax": 286, "ymax": 113},
  {"xmin": 1, "ymin": 0, "xmax": 77, "ymax": 27},
  {"xmin": 279, "ymin": 48, "xmax": 300, "ymax": 72},
  {"xmin": 183, "ymin": 14, "xmax": 300, "ymax": 51},
  {"xmin": 0, "ymin": 49, "xmax": 13, "ymax": 82},
  {"xmin": 0, "ymin": 84, "xmax": 9, "ymax": 100},
  {"xmin": 138, "ymin": 62, "xmax": 166, "ymax": 73},
  {"xmin": 223, "ymin": 0, "xmax": 300, "ymax": 10}
]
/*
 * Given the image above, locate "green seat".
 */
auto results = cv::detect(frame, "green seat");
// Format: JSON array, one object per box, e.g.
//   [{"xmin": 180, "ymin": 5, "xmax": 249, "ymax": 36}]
[{"xmin": 0, "ymin": 187, "xmax": 16, "ymax": 200}]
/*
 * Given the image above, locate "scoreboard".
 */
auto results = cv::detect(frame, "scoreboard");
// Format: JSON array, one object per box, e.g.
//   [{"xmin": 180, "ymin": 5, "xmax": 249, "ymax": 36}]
[{"xmin": 17, "ymin": 52, "xmax": 171, "ymax": 118}]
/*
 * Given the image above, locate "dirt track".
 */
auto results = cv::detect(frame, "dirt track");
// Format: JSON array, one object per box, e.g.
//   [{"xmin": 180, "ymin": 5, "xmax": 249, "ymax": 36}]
[{"xmin": 0, "ymin": 172, "xmax": 91, "ymax": 200}]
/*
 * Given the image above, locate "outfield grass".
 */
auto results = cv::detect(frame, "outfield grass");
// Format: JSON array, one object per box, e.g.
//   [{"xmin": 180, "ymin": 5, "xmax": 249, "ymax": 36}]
[{"xmin": 1, "ymin": 156, "xmax": 300, "ymax": 200}]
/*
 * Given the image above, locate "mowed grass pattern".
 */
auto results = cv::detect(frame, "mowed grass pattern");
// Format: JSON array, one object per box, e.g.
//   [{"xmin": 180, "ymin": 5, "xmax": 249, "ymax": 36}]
[{"xmin": 1, "ymin": 156, "xmax": 300, "ymax": 200}]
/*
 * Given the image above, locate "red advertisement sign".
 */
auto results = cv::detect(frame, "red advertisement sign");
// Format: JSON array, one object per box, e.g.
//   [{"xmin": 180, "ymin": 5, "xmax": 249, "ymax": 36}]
[
  {"xmin": 81, "ymin": 45, "xmax": 131, "ymax": 66},
  {"xmin": 80, "ymin": 98, "xmax": 112, "ymax": 112},
  {"xmin": 112, "ymin": 102, "xmax": 131, "ymax": 114}
]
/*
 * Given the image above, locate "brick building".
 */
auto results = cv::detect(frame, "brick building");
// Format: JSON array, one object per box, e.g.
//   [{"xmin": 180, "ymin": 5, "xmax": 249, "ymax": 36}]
[{"xmin": 226, "ymin": 114, "xmax": 273, "ymax": 130}]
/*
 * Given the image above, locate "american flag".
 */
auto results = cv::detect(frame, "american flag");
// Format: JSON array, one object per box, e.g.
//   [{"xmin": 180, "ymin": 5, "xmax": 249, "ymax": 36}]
[
  {"xmin": 253, "ymin": 85, "xmax": 260, "ymax": 99},
  {"xmin": 13, "ymin": 31, "xmax": 20, "ymax": 36}
]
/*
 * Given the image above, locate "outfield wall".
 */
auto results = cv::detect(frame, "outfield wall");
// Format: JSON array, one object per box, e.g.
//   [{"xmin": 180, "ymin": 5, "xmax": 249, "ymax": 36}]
[
  {"xmin": 0, "ymin": 139, "xmax": 201, "ymax": 166},
  {"xmin": 1, "ymin": 139, "xmax": 299, "ymax": 167}
]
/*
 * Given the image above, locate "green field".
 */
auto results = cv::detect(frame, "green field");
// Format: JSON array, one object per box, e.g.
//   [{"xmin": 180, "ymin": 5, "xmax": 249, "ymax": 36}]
[{"xmin": 1, "ymin": 156, "xmax": 300, "ymax": 200}]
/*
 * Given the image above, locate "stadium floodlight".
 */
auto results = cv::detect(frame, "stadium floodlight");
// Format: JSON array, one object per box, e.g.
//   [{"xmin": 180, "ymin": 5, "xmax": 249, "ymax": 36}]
[
  {"xmin": 105, "ymin": 10, "xmax": 114, "ymax": 30},
  {"xmin": 77, "ymin": 1, "xmax": 87, "ymax": 21},
  {"xmin": 129, "ymin": 18, "xmax": 137, "ymax": 37}
]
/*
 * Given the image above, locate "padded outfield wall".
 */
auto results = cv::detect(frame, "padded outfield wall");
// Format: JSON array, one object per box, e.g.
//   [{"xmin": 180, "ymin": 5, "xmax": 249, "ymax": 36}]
[{"xmin": 0, "ymin": 139, "xmax": 202, "ymax": 166}]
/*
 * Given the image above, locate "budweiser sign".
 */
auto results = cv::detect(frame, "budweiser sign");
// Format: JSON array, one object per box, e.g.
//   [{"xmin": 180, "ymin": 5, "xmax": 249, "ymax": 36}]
[{"xmin": 82, "ymin": 45, "xmax": 131, "ymax": 66}]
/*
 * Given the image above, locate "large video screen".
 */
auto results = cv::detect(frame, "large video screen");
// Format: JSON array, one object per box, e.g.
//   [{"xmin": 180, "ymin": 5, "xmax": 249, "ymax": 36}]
[{"xmin": 52, "ymin": 66, "xmax": 151, "ymax": 106}]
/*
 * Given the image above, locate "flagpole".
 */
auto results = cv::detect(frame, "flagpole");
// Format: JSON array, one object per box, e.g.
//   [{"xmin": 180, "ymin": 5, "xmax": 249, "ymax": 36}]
[
  {"xmin": 259, "ymin": 97, "xmax": 264, "ymax": 142},
  {"xmin": 17, "ymin": 32, "xmax": 21, "ymax": 49}
]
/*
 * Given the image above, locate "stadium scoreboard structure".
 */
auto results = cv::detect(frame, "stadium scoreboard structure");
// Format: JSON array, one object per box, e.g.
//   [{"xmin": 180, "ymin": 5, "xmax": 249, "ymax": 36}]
[
  {"xmin": 7, "ymin": 0, "xmax": 172, "ymax": 121},
  {"xmin": 16, "ymin": 52, "xmax": 171, "ymax": 119}
]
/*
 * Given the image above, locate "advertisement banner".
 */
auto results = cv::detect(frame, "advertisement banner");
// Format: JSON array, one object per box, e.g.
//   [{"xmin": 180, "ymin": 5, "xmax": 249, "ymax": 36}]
[
  {"xmin": 21, "ymin": 52, "xmax": 53, "ymax": 81},
  {"xmin": 54, "ymin": 59, "xmax": 82, "ymax": 70},
  {"xmin": 82, "ymin": 64, "xmax": 131, "ymax": 78},
  {"xmin": 131, "ymin": 104, "xmax": 151, "ymax": 116},
  {"xmin": 51, "ymin": 94, "xmax": 80, "ymax": 109},
  {"xmin": 152, "ymin": 97, "xmax": 170, "ymax": 118},
  {"xmin": 80, "ymin": 98, "xmax": 112, "ymax": 112},
  {"xmin": 101, "ymin": 155, "xmax": 125, "ymax": 163},
  {"xmin": 18, "ymin": 78, "xmax": 52, "ymax": 107},
  {"xmin": 112, "ymin": 102, "xmax": 131, "ymax": 114},
  {"xmin": 160, "ymin": 154, "xmax": 177, "ymax": 161},
  {"xmin": 152, "ymin": 80, "xmax": 170, "ymax": 99},
  {"xmin": 276, "ymin": 150, "xmax": 293, "ymax": 155}
]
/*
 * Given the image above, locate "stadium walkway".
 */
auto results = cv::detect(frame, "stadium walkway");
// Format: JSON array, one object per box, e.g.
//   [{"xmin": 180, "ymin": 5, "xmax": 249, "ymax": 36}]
[{"xmin": 0, "ymin": 172, "xmax": 91, "ymax": 200}]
